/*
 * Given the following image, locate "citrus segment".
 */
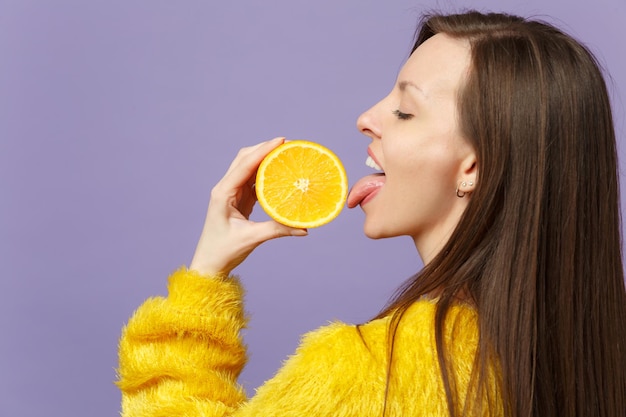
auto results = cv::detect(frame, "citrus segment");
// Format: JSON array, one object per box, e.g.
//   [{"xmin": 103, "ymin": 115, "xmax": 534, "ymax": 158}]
[{"xmin": 255, "ymin": 140, "xmax": 348, "ymax": 228}]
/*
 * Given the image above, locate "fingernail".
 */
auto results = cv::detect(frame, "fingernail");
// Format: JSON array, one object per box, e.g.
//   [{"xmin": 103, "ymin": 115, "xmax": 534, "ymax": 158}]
[{"xmin": 291, "ymin": 229, "xmax": 308, "ymax": 236}]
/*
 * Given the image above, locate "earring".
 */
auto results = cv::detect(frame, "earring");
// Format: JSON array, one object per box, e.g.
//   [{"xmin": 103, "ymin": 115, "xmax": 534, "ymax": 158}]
[
  {"xmin": 456, "ymin": 181, "xmax": 466, "ymax": 198},
  {"xmin": 456, "ymin": 181, "xmax": 474, "ymax": 198}
]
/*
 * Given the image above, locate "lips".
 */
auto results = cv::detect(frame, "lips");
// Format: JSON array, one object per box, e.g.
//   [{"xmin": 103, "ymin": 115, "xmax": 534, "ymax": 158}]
[{"xmin": 347, "ymin": 149, "xmax": 385, "ymax": 208}]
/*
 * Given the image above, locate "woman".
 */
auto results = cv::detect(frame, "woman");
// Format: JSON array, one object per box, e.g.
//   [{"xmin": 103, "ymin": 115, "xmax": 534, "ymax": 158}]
[{"xmin": 117, "ymin": 11, "xmax": 626, "ymax": 417}]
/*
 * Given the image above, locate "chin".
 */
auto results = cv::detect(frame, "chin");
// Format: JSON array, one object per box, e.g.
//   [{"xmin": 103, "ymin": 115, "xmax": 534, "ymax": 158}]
[{"xmin": 363, "ymin": 221, "xmax": 395, "ymax": 240}]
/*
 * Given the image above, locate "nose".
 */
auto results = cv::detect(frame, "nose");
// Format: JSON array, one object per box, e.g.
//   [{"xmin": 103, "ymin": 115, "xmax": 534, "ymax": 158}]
[{"xmin": 356, "ymin": 103, "xmax": 382, "ymax": 141}]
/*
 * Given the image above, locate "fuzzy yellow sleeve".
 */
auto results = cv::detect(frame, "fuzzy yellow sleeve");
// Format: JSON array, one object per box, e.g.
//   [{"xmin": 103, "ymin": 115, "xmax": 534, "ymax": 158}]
[{"xmin": 117, "ymin": 268, "xmax": 248, "ymax": 416}]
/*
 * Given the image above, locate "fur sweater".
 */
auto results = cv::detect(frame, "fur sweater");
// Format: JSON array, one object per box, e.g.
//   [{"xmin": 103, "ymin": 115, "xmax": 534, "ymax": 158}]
[{"xmin": 117, "ymin": 268, "xmax": 495, "ymax": 416}]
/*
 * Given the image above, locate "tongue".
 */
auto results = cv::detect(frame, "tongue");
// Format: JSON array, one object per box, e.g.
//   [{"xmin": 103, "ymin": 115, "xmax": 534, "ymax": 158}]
[{"xmin": 347, "ymin": 173, "xmax": 386, "ymax": 208}]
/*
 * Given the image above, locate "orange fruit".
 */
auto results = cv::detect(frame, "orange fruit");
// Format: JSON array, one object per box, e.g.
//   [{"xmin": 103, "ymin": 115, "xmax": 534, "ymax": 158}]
[{"xmin": 255, "ymin": 140, "xmax": 348, "ymax": 228}]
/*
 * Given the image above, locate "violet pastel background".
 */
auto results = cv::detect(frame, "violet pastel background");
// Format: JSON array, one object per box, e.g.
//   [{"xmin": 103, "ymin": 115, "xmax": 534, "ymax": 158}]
[{"xmin": 1, "ymin": 0, "xmax": 623, "ymax": 416}]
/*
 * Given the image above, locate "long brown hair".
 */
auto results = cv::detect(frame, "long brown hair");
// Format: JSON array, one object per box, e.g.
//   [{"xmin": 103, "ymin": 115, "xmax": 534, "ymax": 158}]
[{"xmin": 375, "ymin": 11, "xmax": 626, "ymax": 417}]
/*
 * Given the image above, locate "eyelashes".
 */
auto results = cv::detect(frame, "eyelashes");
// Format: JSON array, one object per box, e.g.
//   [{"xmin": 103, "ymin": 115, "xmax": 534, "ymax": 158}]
[{"xmin": 392, "ymin": 109, "xmax": 414, "ymax": 120}]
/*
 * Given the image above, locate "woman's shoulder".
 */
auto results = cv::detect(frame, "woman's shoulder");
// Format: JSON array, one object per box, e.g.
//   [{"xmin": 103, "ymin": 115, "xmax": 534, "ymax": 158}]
[
  {"xmin": 286, "ymin": 300, "xmax": 480, "ymax": 415},
  {"xmin": 394, "ymin": 299, "xmax": 480, "ymax": 362},
  {"xmin": 296, "ymin": 299, "xmax": 478, "ymax": 363},
  {"xmin": 357, "ymin": 298, "xmax": 478, "ymax": 346},
  {"xmin": 403, "ymin": 298, "xmax": 479, "ymax": 341},
  {"xmin": 372, "ymin": 299, "xmax": 480, "ymax": 414}
]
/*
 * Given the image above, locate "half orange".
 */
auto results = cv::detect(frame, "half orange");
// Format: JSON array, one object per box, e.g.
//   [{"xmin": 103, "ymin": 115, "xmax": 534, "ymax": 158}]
[{"xmin": 255, "ymin": 140, "xmax": 348, "ymax": 228}]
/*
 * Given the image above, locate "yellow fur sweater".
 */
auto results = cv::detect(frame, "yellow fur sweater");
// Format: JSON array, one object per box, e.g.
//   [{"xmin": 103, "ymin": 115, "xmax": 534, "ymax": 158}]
[{"xmin": 117, "ymin": 268, "xmax": 494, "ymax": 416}]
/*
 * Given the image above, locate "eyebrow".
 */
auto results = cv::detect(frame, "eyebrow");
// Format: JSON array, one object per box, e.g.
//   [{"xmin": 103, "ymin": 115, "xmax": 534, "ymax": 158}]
[{"xmin": 398, "ymin": 80, "xmax": 427, "ymax": 98}]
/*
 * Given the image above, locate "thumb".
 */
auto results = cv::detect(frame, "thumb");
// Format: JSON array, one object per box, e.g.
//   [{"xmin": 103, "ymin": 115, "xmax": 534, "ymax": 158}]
[{"xmin": 249, "ymin": 220, "xmax": 308, "ymax": 243}]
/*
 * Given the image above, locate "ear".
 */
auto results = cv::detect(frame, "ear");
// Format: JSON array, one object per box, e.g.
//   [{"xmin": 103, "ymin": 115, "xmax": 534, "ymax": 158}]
[{"xmin": 457, "ymin": 152, "xmax": 478, "ymax": 195}]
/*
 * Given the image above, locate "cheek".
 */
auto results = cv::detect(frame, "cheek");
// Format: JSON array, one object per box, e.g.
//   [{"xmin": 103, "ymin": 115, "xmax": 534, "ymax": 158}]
[
  {"xmin": 387, "ymin": 142, "xmax": 460, "ymax": 185},
  {"xmin": 383, "ymin": 148, "xmax": 464, "ymax": 227}
]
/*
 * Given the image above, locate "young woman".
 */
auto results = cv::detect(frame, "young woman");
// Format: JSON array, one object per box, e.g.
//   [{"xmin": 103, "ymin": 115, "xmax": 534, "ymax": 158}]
[{"xmin": 117, "ymin": 11, "xmax": 626, "ymax": 417}]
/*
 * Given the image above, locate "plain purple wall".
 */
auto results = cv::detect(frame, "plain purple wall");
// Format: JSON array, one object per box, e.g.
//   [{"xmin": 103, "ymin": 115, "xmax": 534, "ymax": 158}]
[{"xmin": 1, "ymin": 1, "xmax": 624, "ymax": 416}]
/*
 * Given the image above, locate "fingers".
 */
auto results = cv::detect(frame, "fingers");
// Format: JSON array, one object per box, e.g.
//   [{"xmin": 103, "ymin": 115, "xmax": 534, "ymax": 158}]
[
  {"xmin": 208, "ymin": 137, "xmax": 284, "ymax": 218},
  {"xmin": 238, "ymin": 181, "xmax": 258, "ymax": 219},
  {"xmin": 219, "ymin": 137, "xmax": 285, "ymax": 191}
]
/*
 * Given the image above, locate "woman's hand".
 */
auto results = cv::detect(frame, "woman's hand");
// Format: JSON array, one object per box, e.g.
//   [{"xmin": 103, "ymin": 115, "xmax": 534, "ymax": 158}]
[{"xmin": 189, "ymin": 137, "xmax": 308, "ymax": 276}]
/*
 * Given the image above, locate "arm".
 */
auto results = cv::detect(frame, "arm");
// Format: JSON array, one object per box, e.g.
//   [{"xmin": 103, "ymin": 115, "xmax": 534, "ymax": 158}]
[{"xmin": 117, "ymin": 138, "xmax": 308, "ymax": 416}]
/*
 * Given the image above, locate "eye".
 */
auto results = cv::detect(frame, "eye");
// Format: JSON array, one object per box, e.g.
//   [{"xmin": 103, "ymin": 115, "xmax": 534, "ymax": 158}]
[{"xmin": 392, "ymin": 109, "xmax": 414, "ymax": 120}]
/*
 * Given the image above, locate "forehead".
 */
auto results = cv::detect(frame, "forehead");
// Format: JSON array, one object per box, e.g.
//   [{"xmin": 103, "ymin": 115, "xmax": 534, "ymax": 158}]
[{"xmin": 397, "ymin": 33, "xmax": 471, "ymax": 98}]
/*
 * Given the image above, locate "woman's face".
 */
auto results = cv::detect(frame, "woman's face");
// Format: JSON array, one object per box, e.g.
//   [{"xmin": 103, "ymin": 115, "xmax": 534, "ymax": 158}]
[{"xmin": 347, "ymin": 33, "xmax": 477, "ymax": 262}]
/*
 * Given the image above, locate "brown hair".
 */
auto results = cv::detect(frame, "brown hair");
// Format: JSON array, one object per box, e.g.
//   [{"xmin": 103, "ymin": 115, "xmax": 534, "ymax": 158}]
[{"xmin": 376, "ymin": 11, "xmax": 626, "ymax": 417}]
